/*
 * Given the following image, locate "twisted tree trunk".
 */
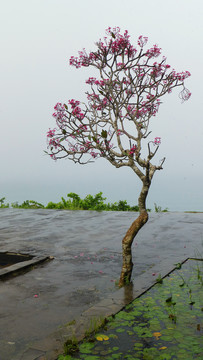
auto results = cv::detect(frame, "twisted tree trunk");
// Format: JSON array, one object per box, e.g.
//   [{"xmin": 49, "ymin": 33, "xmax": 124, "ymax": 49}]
[{"xmin": 119, "ymin": 180, "xmax": 150, "ymax": 287}]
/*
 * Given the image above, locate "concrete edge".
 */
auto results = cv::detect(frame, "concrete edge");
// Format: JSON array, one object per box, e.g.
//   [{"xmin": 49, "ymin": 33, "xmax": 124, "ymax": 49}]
[{"xmin": 0, "ymin": 253, "xmax": 54, "ymax": 280}]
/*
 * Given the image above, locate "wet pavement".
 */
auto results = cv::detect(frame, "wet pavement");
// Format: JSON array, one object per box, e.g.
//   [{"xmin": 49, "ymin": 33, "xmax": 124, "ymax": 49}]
[{"xmin": 0, "ymin": 209, "xmax": 203, "ymax": 359}]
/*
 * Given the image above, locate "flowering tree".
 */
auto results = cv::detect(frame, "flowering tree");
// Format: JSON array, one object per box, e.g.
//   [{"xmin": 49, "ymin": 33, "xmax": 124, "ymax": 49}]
[{"xmin": 46, "ymin": 27, "xmax": 191, "ymax": 286}]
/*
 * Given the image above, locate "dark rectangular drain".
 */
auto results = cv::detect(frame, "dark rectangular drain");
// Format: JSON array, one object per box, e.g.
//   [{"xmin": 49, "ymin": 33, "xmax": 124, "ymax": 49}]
[
  {"xmin": 0, "ymin": 252, "xmax": 33, "ymax": 268},
  {"xmin": 0, "ymin": 251, "xmax": 53, "ymax": 280}
]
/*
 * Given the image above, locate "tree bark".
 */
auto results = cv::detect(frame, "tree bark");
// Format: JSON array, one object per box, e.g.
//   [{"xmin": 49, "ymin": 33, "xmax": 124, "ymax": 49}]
[{"xmin": 119, "ymin": 180, "xmax": 150, "ymax": 287}]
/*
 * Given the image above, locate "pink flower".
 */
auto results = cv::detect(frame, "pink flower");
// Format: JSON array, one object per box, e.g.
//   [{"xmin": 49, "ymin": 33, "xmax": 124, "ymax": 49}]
[
  {"xmin": 68, "ymin": 99, "xmax": 80, "ymax": 109},
  {"xmin": 153, "ymin": 137, "xmax": 161, "ymax": 145},
  {"xmin": 117, "ymin": 129, "xmax": 123, "ymax": 136},
  {"xmin": 54, "ymin": 102, "xmax": 65, "ymax": 111},
  {"xmin": 146, "ymin": 44, "xmax": 162, "ymax": 58},
  {"xmin": 138, "ymin": 35, "xmax": 148, "ymax": 47},
  {"xmin": 129, "ymin": 144, "xmax": 137, "ymax": 155},
  {"xmin": 47, "ymin": 128, "xmax": 56, "ymax": 138},
  {"xmin": 86, "ymin": 77, "xmax": 97, "ymax": 85},
  {"xmin": 90, "ymin": 151, "xmax": 99, "ymax": 158}
]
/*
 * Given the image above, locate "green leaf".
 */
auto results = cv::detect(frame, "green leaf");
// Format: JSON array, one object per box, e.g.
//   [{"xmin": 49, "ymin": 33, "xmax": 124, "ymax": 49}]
[
  {"xmin": 174, "ymin": 262, "xmax": 182, "ymax": 269},
  {"xmin": 101, "ymin": 130, "xmax": 107, "ymax": 139},
  {"xmin": 79, "ymin": 342, "xmax": 95, "ymax": 353},
  {"xmin": 179, "ymin": 282, "xmax": 185, "ymax": 287}
]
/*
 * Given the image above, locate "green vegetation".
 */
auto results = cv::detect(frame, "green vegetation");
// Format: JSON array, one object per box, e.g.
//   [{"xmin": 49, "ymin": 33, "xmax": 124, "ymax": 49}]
[
  {"xmin": 0, "ymin": 197, "xmax": 9, "ymax": 208},
  {"xmin": 58, "ymin": 259, "xmax": 203, "ymax": 360},
  {"xmin": 84, "ymin": 316, "xmax": 108, "ymax": 338},
  {"xmin": 64, "ymin": 339, "xmax": 79, "ymax": 356},
  {"xmin": 0, "ymin": 192, "xmax": 170, "ymax": 212},
  {"xmin": 45, "ymin": 192, "xmax": 141, "ymax": 211},
  {"xmin": 11, "ymin": 200, "xmax": 45, "ymax": 209},
  {"xmin": 0, "ymin": 192, "xmax": 143, "ymax": 211},
  {"xmin": 154, "ymin": 203, "xmax": 168, "ymax": 213}
]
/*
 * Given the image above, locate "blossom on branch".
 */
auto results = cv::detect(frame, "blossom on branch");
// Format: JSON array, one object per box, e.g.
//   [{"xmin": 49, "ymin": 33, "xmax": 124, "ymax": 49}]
[
  {"xmin": 153, "ymin": 137, "xmax": 161, "ymax": 146},
  {"xmin": 46, "ymin": 27, "xmax": 191, "ymax": 168}
]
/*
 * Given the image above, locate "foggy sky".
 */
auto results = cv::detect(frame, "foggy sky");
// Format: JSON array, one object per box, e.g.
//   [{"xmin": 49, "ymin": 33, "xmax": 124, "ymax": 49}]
[{"xmin": 1, "ymin": 0, "xmax": 203, "ymax": 211}]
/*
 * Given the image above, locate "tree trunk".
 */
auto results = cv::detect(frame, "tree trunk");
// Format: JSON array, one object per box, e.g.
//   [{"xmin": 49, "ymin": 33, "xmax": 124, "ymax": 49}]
[{"xmin": 119, "ymin": 180, "xmax": 150, "ymax": 287}]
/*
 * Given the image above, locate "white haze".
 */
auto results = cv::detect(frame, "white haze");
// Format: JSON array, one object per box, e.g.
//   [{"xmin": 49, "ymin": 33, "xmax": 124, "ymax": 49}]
[{"xmin": 0, "ymin": 0, "xmax": 202, "ymax": 211}]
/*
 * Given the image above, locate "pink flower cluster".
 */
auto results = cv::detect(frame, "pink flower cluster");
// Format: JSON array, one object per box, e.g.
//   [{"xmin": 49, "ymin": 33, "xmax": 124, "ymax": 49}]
[
  {"xmin": 47, "ymin": 27, "xmax": 191, "ymax": 163},
  {"xmin": 69, "ymin": 50, "xmax": 97, "ymax": 68},
  {"xmin": 90, "ymin": 150, "xmax": 99, "ymax": 158},
  {"xmin": 47, "ymin": 128, "xmax": 56, "ymax": 138},
  {"xmin": 87, "ymin": 92, "xmax": 111, "ymax": 111},
  {"xmin": 105, "ymin": 26, "xmax": 121, "ymax": 37},
  {"xmin": 174, "ymin": 71, "xmax": 191, "ymax": 81},
  {"xmin": 47, "ymin": 128, "xmax": 61, "ymax": 152},
  {"xmin": 153, "ymin": 137, "xmax": 161, "ymax": 145},
  {"xmin": 150, "ymin": 61, "xmax": 168, "ymax": 78},
  {"xmin": 117, "ymin": 62, "xmax": 126, "ymax": 68},
  {"xmin": 138, "ymin": 35, "xmax": 148, "ymax": 48},
  {"xmin": 127, "ymin": 99, "xmax": 161, "ymax": 120},
  {"xmin": 129, "ymin": 145, "xmax": 137, "ymax": 155},
  {"xmin": 52, "ymin": 102, "xmax": 66, "ymax": 122},
  {"xmin": 70, "ymin": 27, "xmax": 139, "ymax": 69},
  {"xmin": 48, "ymin": 137, "xmax": 60, "ymax": 149},
  {"xmin": 104, "ymin": 27, "xmax": 136, "ymax": 57},
  {"xmin": 67, "ymin": 99, "xmax": 85, "ymax": 120},
  {"xmin": 86, "ymin": 77, "xmax": 108, "ymax": 86},
  {"xmin": 68, "ymin": 99, "xmax": 80, "ymax": 108},
  {"xmin": 146, "ymin": 44, "xmax": 162, "ymax": 58}
]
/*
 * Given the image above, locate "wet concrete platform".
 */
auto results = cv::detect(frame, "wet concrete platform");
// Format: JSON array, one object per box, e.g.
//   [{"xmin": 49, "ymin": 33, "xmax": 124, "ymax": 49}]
[{"xmin": 0, "ymin": 209, "xmax": 202, "ymax": 359}]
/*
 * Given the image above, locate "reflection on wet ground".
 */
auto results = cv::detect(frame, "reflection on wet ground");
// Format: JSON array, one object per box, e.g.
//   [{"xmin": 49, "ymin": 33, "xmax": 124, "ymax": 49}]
[{"xmin": 0, "ymin": 209, "xmax": 202, "ymax": 359}]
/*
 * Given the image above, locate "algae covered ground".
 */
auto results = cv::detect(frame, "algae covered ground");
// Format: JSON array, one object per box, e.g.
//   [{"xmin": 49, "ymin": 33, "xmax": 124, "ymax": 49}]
[{"xmin": 59, "ymin": 259, "xmax": 203, "ymax": 360}]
